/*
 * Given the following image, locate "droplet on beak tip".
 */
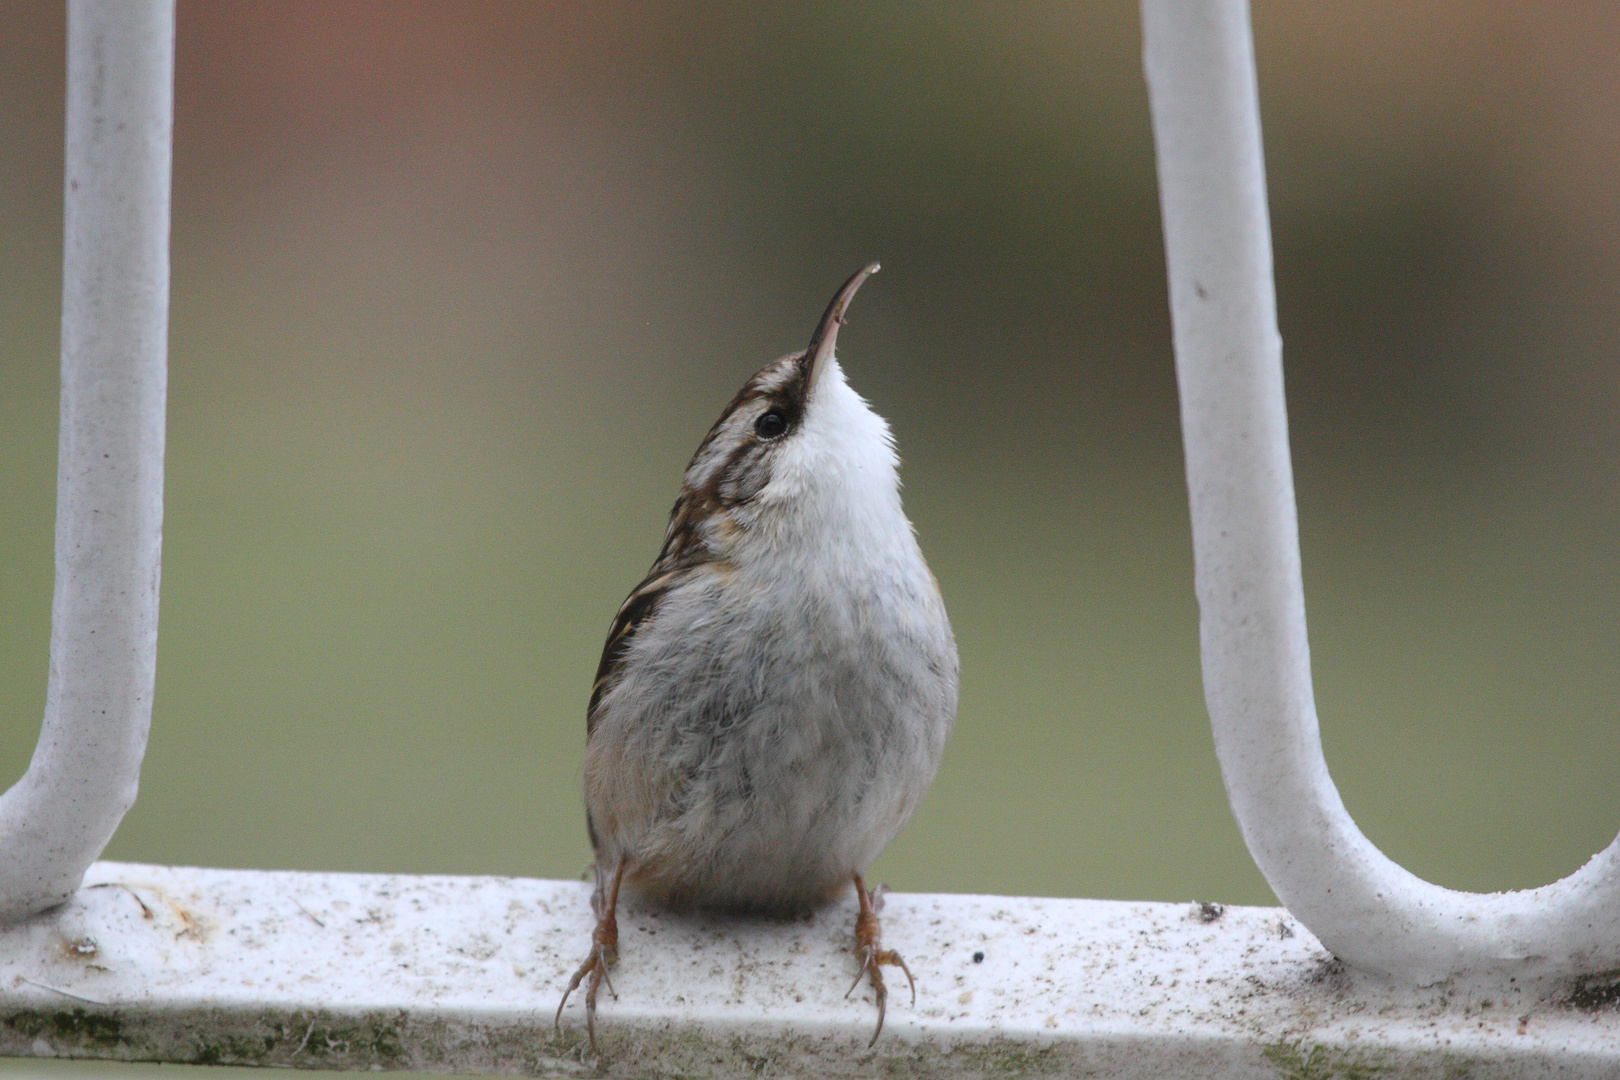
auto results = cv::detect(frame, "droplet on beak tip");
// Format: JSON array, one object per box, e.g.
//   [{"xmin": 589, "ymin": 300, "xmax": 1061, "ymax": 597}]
[{"xmin": 804, "ymin": 262, "xmax": 881, "ymax": 396}]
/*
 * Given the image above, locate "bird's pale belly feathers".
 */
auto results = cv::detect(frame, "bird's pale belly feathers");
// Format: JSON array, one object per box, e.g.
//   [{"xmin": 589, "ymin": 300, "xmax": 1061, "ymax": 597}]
[{"xmin": 584, "ymin": 551, "xmax": 956, "ymax": 915}]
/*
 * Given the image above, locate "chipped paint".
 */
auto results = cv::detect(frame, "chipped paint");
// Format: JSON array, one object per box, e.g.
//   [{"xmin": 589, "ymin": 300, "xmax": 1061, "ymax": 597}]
[{"xmin": 0, "ymin": 862, "xmax": 1616, "ymax": 1078}]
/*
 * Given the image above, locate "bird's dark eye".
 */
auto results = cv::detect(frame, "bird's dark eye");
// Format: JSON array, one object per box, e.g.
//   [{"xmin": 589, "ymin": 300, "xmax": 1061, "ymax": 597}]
[{"xmin": 754, "ymin": 409, "xmax": 788, "ymax": 440}]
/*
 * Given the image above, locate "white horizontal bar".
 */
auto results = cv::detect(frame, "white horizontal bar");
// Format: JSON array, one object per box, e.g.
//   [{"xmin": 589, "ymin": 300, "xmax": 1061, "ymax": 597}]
[{"xmin": 0, "ymin": 863, "xmax": 1614, "ymax": 1077}]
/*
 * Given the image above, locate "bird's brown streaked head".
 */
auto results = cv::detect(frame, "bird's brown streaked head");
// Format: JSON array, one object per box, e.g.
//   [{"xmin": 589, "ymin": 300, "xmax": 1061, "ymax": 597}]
[{"xmin": 673, "ymin": 263, "xmax": 882, "ymax": 517}]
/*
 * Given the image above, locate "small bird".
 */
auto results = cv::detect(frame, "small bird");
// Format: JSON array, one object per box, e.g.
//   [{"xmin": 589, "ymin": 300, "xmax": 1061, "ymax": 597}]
[{"xmin": 554, "ymin": 263, "xmax": 958, "ymax": 1052}]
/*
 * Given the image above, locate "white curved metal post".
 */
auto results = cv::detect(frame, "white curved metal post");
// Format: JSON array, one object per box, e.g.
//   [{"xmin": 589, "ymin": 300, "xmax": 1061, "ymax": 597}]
[
  {"xmin": 1141, "ymin": 0, "xmax": 1620, "ymax": 984},
  {"xmin": 0, "ymin": 0, "xmax": 173, "ymax": 922}
]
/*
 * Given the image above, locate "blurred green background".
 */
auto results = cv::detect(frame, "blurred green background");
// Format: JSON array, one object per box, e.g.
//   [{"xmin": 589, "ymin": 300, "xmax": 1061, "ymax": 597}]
[{"xmin": 2, "ymin": 0, "xmax": 1617, "ymax": 914}]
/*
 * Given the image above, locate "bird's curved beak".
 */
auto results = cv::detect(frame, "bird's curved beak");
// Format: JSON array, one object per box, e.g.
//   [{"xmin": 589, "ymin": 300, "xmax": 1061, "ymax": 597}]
[{"xmin": 801, "ymin": 262, "xmax": 880, "ymax": 398}]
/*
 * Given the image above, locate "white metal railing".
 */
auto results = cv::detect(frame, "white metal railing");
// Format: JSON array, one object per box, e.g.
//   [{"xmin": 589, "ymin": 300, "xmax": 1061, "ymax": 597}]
[
  {"xmin": 1, "ymin": 0, "xmax": 1617, "ymax": 1076},
  {"xmin": 1141, "ymin": 0, "xmax": 1620, "ymax": 984},
  {"xmin": 0, "ymin": 0, "xmax": 169, "ymax": 924},
  {"xmin": 3, "ymin": 862, "xmax": 1617, "ymax": 1077}
]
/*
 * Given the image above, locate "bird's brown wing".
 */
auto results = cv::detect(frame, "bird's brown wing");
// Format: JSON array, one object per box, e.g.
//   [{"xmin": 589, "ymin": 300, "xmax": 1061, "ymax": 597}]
[
  {"xmin": 587, "ymin": 481, "xmax": 719, "ymax": 738},
  {"xmin": 586, "ymin": 568, "xmax": 680, "ymax": 738}
]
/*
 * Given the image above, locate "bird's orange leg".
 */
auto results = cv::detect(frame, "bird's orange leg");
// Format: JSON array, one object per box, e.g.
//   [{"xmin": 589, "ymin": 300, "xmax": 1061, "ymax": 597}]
[
  {"xmin": 845, "ymin": 871, "xmax": 916, "ymax": 1046},
  {"xmin": 555, "ymin": 857, "xmax": 628, "ymax": 1054}
]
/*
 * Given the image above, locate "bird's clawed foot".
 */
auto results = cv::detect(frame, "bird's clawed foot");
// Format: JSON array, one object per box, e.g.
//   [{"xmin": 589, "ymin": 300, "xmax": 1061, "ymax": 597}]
[
  {"xmin": 846, "ymin": 873, "xmax": 916, "ymax": 1046},
  {"xmin": 555, "ymin": 931, "xmax": 616, "ymax": 1053},
  {"xmin": 555, "ymin": 859, "xmax": 627, "ymax": 1055}
]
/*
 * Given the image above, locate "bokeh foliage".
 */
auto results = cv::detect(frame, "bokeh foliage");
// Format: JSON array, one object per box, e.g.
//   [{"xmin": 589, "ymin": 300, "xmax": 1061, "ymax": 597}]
[{"xmin": 1, "ymin": 1, "xmax": 1617, "ymax": 910}]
